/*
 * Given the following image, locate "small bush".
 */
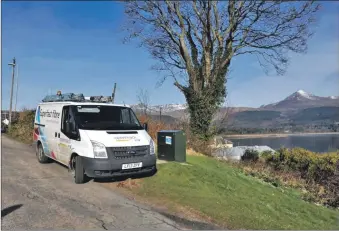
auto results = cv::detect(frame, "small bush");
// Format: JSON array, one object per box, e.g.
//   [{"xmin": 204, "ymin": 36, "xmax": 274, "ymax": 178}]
[
  {"xmin": 137, "ymin": 114, "xmax": 211, "ymax": 154},
  {"xmin": 241, "ymin": 149, "xmax": 259, "ymax": 162},
  {"xmin": 301, "ymin": 191, "xmax": 317, "ymax": 204},
  {"xmin": 8, "ymin": 109, "xmax": 35, "ymax": 143},
  {"xmin": 260, "ymin": 150, "xmax": 274, "ymax": 162},
  {"xmin": 137, "ymin": 114, "xmax": 172, "ymax": 143}
]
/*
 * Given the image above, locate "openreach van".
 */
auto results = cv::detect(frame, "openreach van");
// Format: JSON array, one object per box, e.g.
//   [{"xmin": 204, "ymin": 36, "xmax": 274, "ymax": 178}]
[{"xmin": 33, "ymin": 92, "xmax": 157, "ymax": 184}]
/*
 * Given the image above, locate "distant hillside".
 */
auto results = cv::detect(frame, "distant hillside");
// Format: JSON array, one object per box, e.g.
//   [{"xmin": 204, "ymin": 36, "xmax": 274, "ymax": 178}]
[
  {"xmin": 227, "ymin": 110, "xmax": 282, "ymax": 129},
  {"xmin": 148, "ymin": 114, "xmax": 179, "ymax": 124},
  {"xmin": 165, "ymin": 106, "xmax": 255, "ymax": 119},
  {"xmin": 133, "ymin": 90, "xmax": 339, "ymax": 132},
  {"xmin": 232, "ymin": 110, "xmax": 281, "ymax": 121},
  {"xmin": 291, "ymin": 107, "xmax": 339, "ymax": 124}
]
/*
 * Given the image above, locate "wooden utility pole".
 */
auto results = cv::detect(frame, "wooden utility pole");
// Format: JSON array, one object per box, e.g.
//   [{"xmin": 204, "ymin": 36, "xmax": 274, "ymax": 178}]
[
  {"xmin": 112, "ymin": 83, "xmax": 117, "ymax": 103},
  {"xmin": 14, "ymin": 63, "xmax": 19, "ymax": 112},
  {"xmin": 8, "ymin": 57, "xmax": 16, "ymax": 127}
]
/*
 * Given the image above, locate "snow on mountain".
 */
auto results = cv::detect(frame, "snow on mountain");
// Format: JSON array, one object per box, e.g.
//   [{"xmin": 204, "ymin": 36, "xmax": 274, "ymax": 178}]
[
  {"xmin": 262, "ymin": 90, "xmax": 339, "ymax": 110},
  {"xmin": 151, "ymin": 103, "xmax": 187, "ymax": 112},
  {"xmin": 132, "ymin": 103, "xmax": 187, "ymax": 113},
  {"xmin": 260, "ymin": 102, "xmax": 277, "ymax": 108},
  {"xmin": 285, "ymin": 89, "xmax": 316, "ymax": 100},
  {"xmin": 297, "ymin": 90, "xmax": 313, "ymax": 98}
]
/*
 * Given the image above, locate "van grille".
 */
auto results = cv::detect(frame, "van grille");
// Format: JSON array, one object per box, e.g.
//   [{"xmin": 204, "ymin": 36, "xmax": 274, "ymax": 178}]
[{"xmin": 107, "ymin": 145, "xmax": 149, "ymax": 159}]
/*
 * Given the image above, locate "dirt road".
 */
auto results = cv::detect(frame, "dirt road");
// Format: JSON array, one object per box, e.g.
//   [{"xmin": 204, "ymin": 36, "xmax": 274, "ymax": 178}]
[{"xmin": 1, "ymin": 136, "xmax": 180, "ymax": 230}]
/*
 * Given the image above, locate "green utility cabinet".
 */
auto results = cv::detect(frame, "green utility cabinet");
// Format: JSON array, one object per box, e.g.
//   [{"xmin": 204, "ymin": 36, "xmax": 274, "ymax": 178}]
[{"xmin": 157, "ymin": 130, "xmax": 186, "ymax": 162}]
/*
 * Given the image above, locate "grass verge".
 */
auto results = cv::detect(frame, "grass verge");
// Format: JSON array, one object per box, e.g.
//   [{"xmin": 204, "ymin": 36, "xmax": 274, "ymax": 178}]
[{"xmin": 115, "ymin": 155, "xmax": 339, "ymax": 230}]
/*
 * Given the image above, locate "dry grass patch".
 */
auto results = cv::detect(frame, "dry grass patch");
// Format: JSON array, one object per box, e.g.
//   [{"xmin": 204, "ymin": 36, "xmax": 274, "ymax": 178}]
[
  {"xmin": 116, "ymin": 178, "xmax": 142, "ymax": 189},
  {"xmin": 186, "ymin": 148, "xmax": 204, "ymax": 156}
]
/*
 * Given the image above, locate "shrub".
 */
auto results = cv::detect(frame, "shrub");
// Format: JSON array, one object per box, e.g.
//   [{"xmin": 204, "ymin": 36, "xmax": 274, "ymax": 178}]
[
  {"xmin": 262, "ymin": 147, "xmax": 339, "ymax": 208},
  {"xmin": 260, "ymin": 150, "xmax": 274, "ymax": 162},
  {"xmin": 137, "ymin": 113, "xmax": 211, "ymax": 154},
  {"xmin": 188, "ymin": 135, "xmax": 213, "ymax": 156},
  {"xmin": 301, "ymin": 191, "xmax": 317, "ymax": 204},
  {"xmin": 241, "ymin": 149, "xmax": 259, "ymax": 162},
  {"xmin": 8, "ymin": 109, "xmax": 35, "ymax": 143},
  {"xmin": 137, "ymin": 114, "xmax": 173, "ymax": 143}
]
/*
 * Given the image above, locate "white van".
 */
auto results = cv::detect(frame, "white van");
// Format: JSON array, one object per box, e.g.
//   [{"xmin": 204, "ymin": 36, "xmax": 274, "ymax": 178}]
[{"xmin": 33, "ymin": 93, "xmax": 156, "ymax": 184}]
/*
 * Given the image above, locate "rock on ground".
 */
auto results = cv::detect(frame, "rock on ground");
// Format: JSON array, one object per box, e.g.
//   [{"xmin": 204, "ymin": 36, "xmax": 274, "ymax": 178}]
[{"xmin": 212, "ymin": 145, "xmax": 275, "ymax": 161}]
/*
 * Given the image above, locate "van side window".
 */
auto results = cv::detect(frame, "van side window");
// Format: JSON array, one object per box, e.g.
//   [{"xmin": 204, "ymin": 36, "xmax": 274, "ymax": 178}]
[{"xmin": 61, "ymin": 106, "xmax": 70, "ymax": 133}]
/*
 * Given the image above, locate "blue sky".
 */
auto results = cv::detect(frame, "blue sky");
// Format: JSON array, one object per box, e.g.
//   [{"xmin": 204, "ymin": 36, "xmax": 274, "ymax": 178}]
[{"xmin": 2, "ymin": 1, "xmax": 339, "ymax": 110}]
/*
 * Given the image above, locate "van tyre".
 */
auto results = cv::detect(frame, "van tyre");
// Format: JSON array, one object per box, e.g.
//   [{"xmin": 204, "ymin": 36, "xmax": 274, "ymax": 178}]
[
  {"xmin": 74, "ymin": 156, "xmax": 86, "ymax": 184},
  {"xmin": 37, "ymin": 144, "xmax": 50, "ymax": 164}
]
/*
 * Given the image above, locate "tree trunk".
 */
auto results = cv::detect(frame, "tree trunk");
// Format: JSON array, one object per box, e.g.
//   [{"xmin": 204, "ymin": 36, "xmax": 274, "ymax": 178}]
[
  {"xmin": 183, "ymin": 70, "xmax": 227, "ymax": 140},
  {"xmin": 187, "ymin": 94, "xmax": 216, "ymax": 140}
]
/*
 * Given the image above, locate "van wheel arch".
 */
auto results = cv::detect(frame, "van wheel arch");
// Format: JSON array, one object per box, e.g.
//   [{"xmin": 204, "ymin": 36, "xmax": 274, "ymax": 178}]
[
  {"xmin": 69, "ymin": 153, "xmax": 79, "ymax": 170},
  {"xmin": 69, "ymin": 153, "xmax": 86, "ymax": 184},
  {"xmin": 36, "ymin": 140, "xmax": 42, "ymax": 151},
  {"xmin": 36, "ymin": 141, "xmax": 50, "ymax": 163}
]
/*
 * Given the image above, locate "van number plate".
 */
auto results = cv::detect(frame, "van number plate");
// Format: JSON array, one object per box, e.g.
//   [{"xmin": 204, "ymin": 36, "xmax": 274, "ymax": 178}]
[{"xmin": 122, "ymin": 162, "xmax": 142, "ymax": 170}]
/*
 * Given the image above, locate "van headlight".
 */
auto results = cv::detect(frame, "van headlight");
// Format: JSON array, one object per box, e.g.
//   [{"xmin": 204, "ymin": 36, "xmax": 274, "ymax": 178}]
[
  {"xmin": 150, "ymin": 139, "xmax": 155, "ymax": 155},
  {"xmin": 91, "ymin": 141, "xmax": 108, "ymax": 158}
]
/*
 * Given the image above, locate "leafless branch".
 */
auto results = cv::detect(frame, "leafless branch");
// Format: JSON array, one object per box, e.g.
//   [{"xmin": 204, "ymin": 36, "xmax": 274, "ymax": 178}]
[{"xmin": 136, "ymin": 88, "xmax": 150, "ymax": 115}]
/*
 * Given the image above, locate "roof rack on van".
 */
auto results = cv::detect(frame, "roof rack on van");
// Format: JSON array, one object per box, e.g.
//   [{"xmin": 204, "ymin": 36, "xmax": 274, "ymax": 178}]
[
  {"xmin": 85, "ymin": 96, "xmax": 112, "ymax": 103},
  {"xmin": 42, "ymin": 93, "xmax": 85, "ymax": 102},
  {"xmin": 42, "ymin": 92, "xmax": 113, "ymax": 103}
]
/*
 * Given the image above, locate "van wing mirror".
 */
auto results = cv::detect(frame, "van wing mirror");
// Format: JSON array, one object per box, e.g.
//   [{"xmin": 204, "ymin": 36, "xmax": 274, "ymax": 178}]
[{"xmin": 143, "ymin": 123, "xmax": 148, "ymax": 131}]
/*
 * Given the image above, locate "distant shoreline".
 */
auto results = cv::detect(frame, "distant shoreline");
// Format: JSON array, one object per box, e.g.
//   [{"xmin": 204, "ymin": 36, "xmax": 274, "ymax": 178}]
[{"xmin": 224, "ymin": 132, "xmax": 339, "ymax": 139}]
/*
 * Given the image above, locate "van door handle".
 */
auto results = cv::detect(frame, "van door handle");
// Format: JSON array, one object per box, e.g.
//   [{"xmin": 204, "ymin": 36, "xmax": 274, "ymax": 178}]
[
  {"xmin": 58, "ymin": 133, "xmax": 60, "ymax": 138},
  {"xmin": 55, "ymin": 132, "xmax": 57, "ymax": 137}
]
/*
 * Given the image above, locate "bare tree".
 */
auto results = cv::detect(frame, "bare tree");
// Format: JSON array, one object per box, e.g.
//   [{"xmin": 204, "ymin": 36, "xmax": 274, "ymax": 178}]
[
  {"xmin": 123, "ymin": 0, "xmax": 320, "ymax": 140},
  {"xmin": 211, "ymin": 100, "xmax": 234, "ymax": 135},
  {"xmin": 137, "ymin": 88, "xmax": 150, "ymax": 115}
]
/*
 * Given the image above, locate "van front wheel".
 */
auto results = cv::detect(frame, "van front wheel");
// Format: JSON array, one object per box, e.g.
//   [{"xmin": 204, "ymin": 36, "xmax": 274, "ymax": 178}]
[{"xmin": 74, "ymin": 156, "xmax": 86, "ymax": 184}]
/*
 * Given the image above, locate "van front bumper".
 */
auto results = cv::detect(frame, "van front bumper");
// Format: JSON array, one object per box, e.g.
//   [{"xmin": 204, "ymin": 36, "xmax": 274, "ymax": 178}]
[{"xmin": 82, "ymin": 155, "xmax": 157, "ymax": 178}]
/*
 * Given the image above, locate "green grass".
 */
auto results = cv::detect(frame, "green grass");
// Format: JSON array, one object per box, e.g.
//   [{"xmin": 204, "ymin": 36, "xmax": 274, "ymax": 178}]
[{"xmin": 132, "ymin": 155, "xmax": 339, "ymax": 229}]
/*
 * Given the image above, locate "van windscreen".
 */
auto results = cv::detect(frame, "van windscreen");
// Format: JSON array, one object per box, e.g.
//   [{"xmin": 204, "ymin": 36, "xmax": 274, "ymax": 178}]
[{"xmin": 72, "ymin": 105, "xmax": 143, "ymax": 130}]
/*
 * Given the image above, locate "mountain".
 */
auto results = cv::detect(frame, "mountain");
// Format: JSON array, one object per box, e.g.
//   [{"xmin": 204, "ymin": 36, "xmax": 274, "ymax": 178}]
[
  {"xmin": 134, "ymin": 90, "xmax": 338, "ymax": 115},
  {"xmin": 226, "ymin": 90, "xmax": 339, "ymax": 132},
  {"xmin": 132, "ymin": 90, "xmax": 339, "ymax": 132},
  {"xmin": 260, "ymin": 90, "xmax": 339, "ymax": 111}
]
